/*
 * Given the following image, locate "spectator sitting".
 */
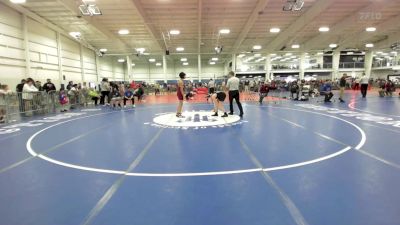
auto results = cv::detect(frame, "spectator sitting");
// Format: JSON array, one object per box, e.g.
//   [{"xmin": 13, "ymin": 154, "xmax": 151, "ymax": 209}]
[
  {"xmin": 123, "ymin": 87, "xmax": 135, "ymax": 108},
  {"xmin": 134, "ymin": 85, "xmax": 144, "ymax": 101},
  {"xmin": 88, "ymin": 88, "xmax": 100, "ymax": 106},
  {"xmin": 110, "ymin": 84, "xmax": 122, "ymax": 109},
  {"xmin": 321, "ymin": 81, "xmax": 334, "ymax": 102}
]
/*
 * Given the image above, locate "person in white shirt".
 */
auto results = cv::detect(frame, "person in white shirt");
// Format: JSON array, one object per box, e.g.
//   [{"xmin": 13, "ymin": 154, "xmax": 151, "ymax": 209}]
[
  {"xmin": 22, "ymin": 78, "xmax": 38, "ymax": 100},
  {"xmin": 360, "ymin": 73, "xmax": 369, "ymax": 98},
  {"xmin": 208, "ymin": 79, "xmax": 215, "ymax": 94},
  {"xmin": 22, "ymin": 78, "xmax": 39, "ymax": 115},
  {"xmin": 226, "ymin": 71, "xmax": 243, "ymax": 117}
]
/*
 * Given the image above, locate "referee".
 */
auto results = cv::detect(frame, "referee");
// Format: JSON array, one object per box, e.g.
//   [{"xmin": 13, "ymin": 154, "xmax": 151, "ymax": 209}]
[{"xmin": 226, "ymin": 71, "xmax": 244, "ymax": 117}]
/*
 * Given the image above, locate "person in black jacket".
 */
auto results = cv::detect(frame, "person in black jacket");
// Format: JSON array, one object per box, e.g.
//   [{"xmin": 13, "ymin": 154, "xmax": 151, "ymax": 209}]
[
  {"xmin": 339, "ymin": 74, "xmax": 347, "ymax": 103},
  {"xmin": 43, "ymin": 79, "xmax": 56, "ymax": 93},
  {"xmin": 16, "ymin": 79, "xmax": 26, "ymax": 93},
  {"xmin": 16, "ymin": 79, "xmax": 26, "ymax": 113}
]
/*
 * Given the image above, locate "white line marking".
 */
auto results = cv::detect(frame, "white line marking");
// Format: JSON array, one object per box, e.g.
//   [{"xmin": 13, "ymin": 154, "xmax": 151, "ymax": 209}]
[
  {"xmin": 355, "ymin": 149, "xmax": 400, "ymax": 170},
  {"xmin": 25, "ymin": 106, "xmax": 366, "ymax": 177},
  {"xmin": 348, "ymin": 100, "xmax": 400, "ymax": 118},
  {"xmin": 264, "ymin": 146, "xmax": 352, "ymax": 172}
]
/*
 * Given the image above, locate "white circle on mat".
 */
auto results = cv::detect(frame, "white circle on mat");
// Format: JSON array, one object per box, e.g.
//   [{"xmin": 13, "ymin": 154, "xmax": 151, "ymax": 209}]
[
  {"xmin": 26, "ymin": 105, "xmax": 366, "ymax": 177},
  {"xmin": 153, "ymin": 111, "xmax": 241, "ymax": 127}
]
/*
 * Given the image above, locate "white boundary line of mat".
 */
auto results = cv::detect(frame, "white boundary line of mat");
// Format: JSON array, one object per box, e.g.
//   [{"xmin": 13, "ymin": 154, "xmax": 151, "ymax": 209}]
[
  {"xmin": 26, "ymin": 105, "xmax": 366, "ymax": 177},
  {"xmin": 348, "ymin": 99, "xmax": 400, "ymax": 118}
]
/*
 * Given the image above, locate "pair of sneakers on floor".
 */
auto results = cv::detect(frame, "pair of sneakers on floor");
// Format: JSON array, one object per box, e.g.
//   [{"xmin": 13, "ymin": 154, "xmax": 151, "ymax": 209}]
[{"xmin": 212, "ymin": 111, "xmax": 228, "ymax": 117}]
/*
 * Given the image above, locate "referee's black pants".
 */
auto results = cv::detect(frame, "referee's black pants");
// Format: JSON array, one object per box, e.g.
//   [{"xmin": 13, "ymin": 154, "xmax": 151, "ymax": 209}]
[{"xmin": 229, "ymin": 90, "xmax": 243, "ymax": 115}]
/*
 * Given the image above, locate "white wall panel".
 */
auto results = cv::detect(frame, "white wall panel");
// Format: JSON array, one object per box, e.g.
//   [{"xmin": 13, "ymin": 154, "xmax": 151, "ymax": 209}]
[
  {"xmin": 0, "ymin": 34, "xmax": 24, "ymax": 49},
  {"xmin": 0, "ymin": 3, "xmax": 22, "ymax": 29},
  {"xmin": 0, "ymin": 46, "xmax": 25, "ymax": 59}
]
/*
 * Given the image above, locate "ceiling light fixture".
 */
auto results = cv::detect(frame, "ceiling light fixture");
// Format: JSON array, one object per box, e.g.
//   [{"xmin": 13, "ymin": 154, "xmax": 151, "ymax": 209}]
[
  {"xmin": 253, "ymin": 45, "xmax": 262, "ymax": 50},
  {"xmin": 183, "ymin": 62, "xmax": 189, "ymax": 66},
  {"xmin": 270, "ymin": 28, "xmax": 280, "ymax": 33},
  {"xmin": 319, "ymin": 27, "xmax": 330, "ymax": 32},
  {"xmin": 238, "ymin": 54, "xmax": 245, "ymax": 58},
  {"xmin": 176, "ymin": 47, "xmax": 184, "ymax": 52},
  {"xmin": 210, "ymin": 61, "xmax": 216, "ymax": 65},
  {"xmin": 149, "ymin": 58, "xmax": 156, "ymax": 62},
  {"xmin": 347, "ymin": 52, "xmax": 354, "ymax": 55},
  {"xmin": 317, "ymin": 52, "xmax": 324, "ymax": 55},
  {"xmin": 211, "ymin": 57, "xmax": 219, "ymax": 61},
  {"xmin": 366, "ymin": 27, "xmax": 376, "ymax": 32},
  {"xmin": 118, "ymin": 59, "xmax": 125, "ymax": 63},
  {"xmin": 99, "ymin": 48, "xmax": 107, "ymax": 52},
  {"xmin": 69, "ymin": 32, "xmax": 81, "ymax": 38},
  {"xmin": 136, "ymin": 48, "xmax": 145, "ymax": 53},
  {"xmin": 291, "ymin": 44, "xmax": 300, "ymax": 49},
  {"xmin": 156, "ymin": 63, "xmax": 162, "ymax": 66},
  {"xmin": 118, "ymin": 29, "xmax": 129, "ymax": 35},
  {"xmin": 329, "ymin": 43, "xmax": 338, "ymax": 48},
  {"xmin": 10, "ymin": 0, "xmax": 26, "ymax": 3},
  {"xmin": 169, "ymin": 30, "xmax": 180, "ymax": 35},
  {"xmin": 79, "ymin": 3, "xmax": 102, "ymax": 16},
  {"xmin": 219, "ymin": 29, "xmax": 230, "ymax": 34},
  {"xmin": 181, "ymin": 58, "xmax": 187, "ymax": 62},
  {"xmin": 365, "ymin": 43, "xmax": 374, "ymax": 48}
]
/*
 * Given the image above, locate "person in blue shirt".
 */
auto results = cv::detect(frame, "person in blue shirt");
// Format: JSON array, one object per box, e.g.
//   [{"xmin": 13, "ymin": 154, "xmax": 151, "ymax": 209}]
[
  {"xmin": 123, "ymin": 87, "xmax": 135, "ymax": 108},
  {"xmin": 321, "ymin": 80, "xmax": 334, "ymax": 102}
]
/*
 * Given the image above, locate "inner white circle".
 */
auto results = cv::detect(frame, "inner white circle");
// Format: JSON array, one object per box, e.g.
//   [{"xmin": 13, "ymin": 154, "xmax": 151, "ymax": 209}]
[{"xmin": 153, "ymin": 111, "xmax": 241, "ymax": 127}]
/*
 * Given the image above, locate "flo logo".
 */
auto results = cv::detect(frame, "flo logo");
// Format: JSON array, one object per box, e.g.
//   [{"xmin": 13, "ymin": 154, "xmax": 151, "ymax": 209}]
[{"xmin": 145, "ymin": 111, "xmax": 245, "ymax": 130}]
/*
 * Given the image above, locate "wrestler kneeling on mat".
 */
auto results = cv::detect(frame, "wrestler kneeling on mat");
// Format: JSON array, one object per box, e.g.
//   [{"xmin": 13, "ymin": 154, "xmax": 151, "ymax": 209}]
[{"xmin": 211, "ymin": 92, "xmax": 228, "ymax": 117}]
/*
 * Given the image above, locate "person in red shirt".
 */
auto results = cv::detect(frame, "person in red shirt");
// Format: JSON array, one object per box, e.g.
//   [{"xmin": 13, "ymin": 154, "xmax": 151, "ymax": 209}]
[
  {"xmin": 258, "ymin": 82, "xmax": 269, "ymax": 104},
  {"xmin": 176, "ymin": 72, "xmax": 186, "ymax": 118}
]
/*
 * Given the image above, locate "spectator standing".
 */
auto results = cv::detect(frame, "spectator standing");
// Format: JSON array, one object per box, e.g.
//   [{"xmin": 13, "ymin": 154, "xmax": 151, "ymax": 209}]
[
  {"xmin": 339, "ymin": 73, "xmax": 347, "ymax": 103},
  {"xmin": 68, "ymin": 84, "xmax": 78, "ymax": 108},
  {"xmin": 66, "ymin": 81, "xmax": 73, "ymax": 90},
  {"xmin": 100, "ymin": 78, "xmax": 111, "ymax": 105},
  {"xmin": 43, "ymin": 79, "xmax": 56, "ymax": 93},
  {"xmin": 59, "ymin": 88, "xmax": 69, "ymax": 112},
  {"xmin": 35, "ymin": 81, "xmax": 43, "ymax": 91},
  {"xmin": 16, "ymin": 79, "xmax": 26, "ymax": 113},
  {"xmin": 258, "ymin": 82, "xmax": 269, "ymax": 104},
  {"xmin": 360, "ymin": 74, "xmax": 369, "ymax": 98},
  {"xmin": 0, "ymin": 84, "xmax": 12, "ymax": 123},
  {"xmin": 22, "ymin": 78, "xmax": 39, "ymax": 114}
]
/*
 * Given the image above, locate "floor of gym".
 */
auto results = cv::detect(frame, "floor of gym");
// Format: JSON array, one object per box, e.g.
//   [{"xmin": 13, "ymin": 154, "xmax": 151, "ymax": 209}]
[{"xmin": 0, "ymin": 90, "xmax": 399, "ymax": 225}]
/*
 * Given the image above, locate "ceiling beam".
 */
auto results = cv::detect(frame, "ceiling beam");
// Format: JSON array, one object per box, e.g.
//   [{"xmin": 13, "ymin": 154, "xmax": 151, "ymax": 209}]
[
  {"xmin": 129, "ymin": 0, "xmax": 164, "ymax": 51},
  {"xmin": 303, "ymin": 0, "xmax": 393, "ymax": 51},
  {"xmin": 0, "ymin": 0, "xmax": 97, "ymax": 51},
  {"xmin": 266, "ymin": 0, "xmax": 334, "ymax": 52},
  {"xmin": 231, "ymin": 0, "xmax": 271, "ymax": 54},
  {"xmin": 197, "ymin": 0, "xmax": 202, "ymax": 54},
  {"xmin": 56, "ymin": 0, "xmax": 130, "ymax": 51},
  {"xmin": 339, "ymin": 14, "xmax": 400, "ymax": 50},
  {"xmin": 374, "ymin": 30, "xmax": 400, "ymax": 49}
]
